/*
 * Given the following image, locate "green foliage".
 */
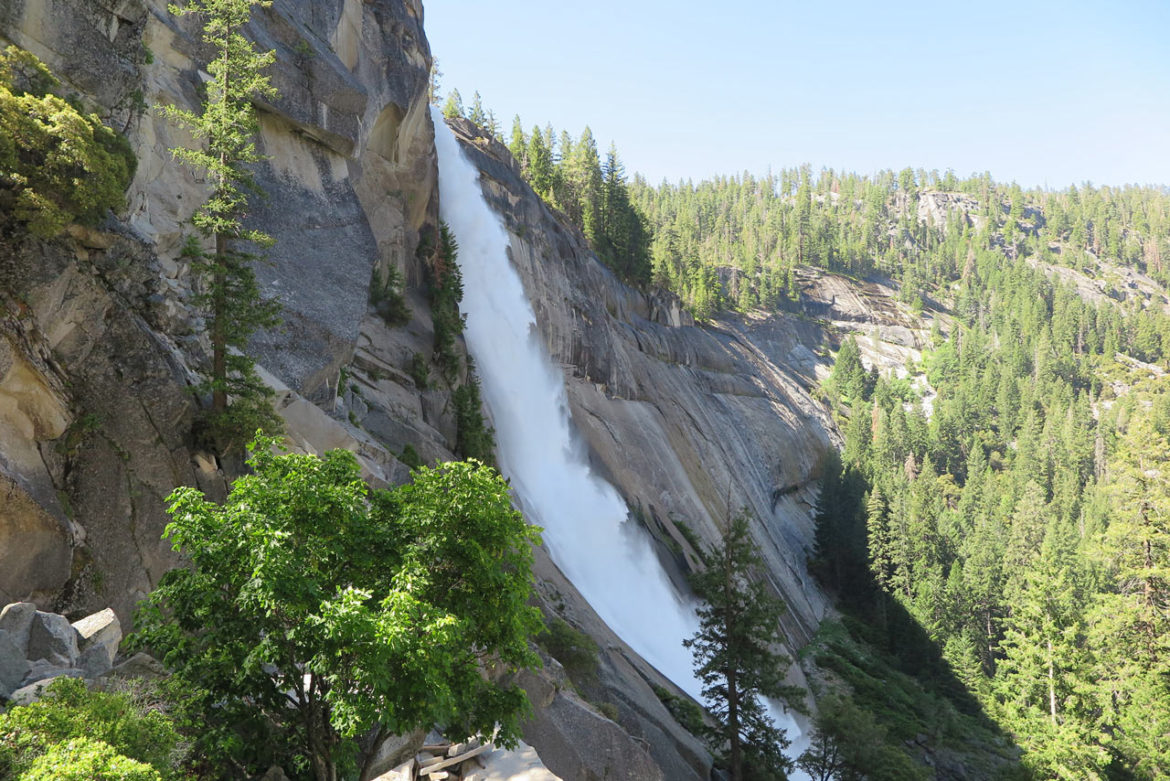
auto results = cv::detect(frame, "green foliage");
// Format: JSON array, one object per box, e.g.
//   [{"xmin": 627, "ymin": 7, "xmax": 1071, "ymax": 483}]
[
  {"xmin": 441, "ymin": 87, "xmax": 462, "ymax": 119},
  {"xmin": 427, "ymin": 222, "xmax": 466, "ymax": 384},
  {"xmin": 22, "ymin": 738, "xmax": 161, "ymax": 781},
  {"xmin": 465, "ymin": 106, "xmax": 652, "ymax": 286},
  {"xmin": 131, "ymin": 437, "xmax": 542, "ymax": 780},
  {"xmin": 397, "ymin": 442, "xmax": 422, "ymax": 469},
  {"xmin": 161, "ymin": 0, "xmax": 281, "ymax": 452},
  {"xmin": 825, "ymin": 336, "xmax": 873, "ymax": 406},
  {"xmin": 452, "ymin": 359, "xmax": 494, "ymax": 462},
  {"xmin": 370, "ymin": 265, "xmax": 411, "ymax": 326},
  {"xmin": 408, "ymin": 351, "xmax": 429, "ymax": 389},
  {"xmin": 805, "ymin": 620, "xmax": 1019, "ymax": 780},
  {"xmin": 421, "ymin": 222, "xmax": 496, "ymax": 461},
  {"xmin": 0, "ymin": 677, "xmax": 181, "ymax": 780},
  {"xmin": 624, "ymin": 164, "xmax": 1170, "ymax": 326},
  {"xmin": 651, "ymin": 684, "xmax": 706, "ymax": 737},
  {"xmin": 161, "ymin": 0, "xmax": 276, "ymax": 245},
  {"xmin": 797, "ymin": 694, "xmax": 929, "ymax": 781},
  {"xmin": 684, "ymin": 511, "xmax": 802, "ymax": 780},
  {"xmin": 813, "ymin": 195, "xmax": 1170, "ymax": 775},
  {"xmin": 0, "ymin": 46, "xmax": 135, "ymax": 236},
  {"xmin": 537, "ymin": 617, "xmax": 599, "ymax": 689}
]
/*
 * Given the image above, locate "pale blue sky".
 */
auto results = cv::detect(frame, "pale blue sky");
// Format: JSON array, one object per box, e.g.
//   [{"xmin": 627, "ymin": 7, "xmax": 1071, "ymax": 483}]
[{"xmin": 423, "ymin": 1, "xmax": 1170, "ymax": 189}]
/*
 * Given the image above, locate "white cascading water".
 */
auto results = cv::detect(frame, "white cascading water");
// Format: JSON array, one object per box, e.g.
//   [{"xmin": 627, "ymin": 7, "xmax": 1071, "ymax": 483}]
[{"xmin": 432, "ymin": 108, "xmax": 806, "ymax": 770}]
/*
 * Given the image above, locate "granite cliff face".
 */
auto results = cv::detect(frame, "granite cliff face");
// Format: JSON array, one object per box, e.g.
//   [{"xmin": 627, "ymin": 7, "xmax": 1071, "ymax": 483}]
[
  {"xmin": 0, "ymin": 3, "xmax": 933, "ymax": 778},
  {"xmin": 449, "ymin": 121, "xmax": 841, "ymax": 645},
  {"xmin": 0, "ymin": 0, "xmax": 440, "ymax": 621}
]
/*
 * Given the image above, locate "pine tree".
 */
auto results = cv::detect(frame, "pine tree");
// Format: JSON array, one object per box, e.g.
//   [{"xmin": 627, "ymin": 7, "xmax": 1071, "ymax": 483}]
[
  {"xmin": 525, "ymin": 125, "xmax": 553, "ymax": 198},
  {"xmin": 508, "ymin": 115, "xmax": 526, "ymax": 169},
  {"xmin": 162, "ymin": 0, "xmax": 281, "ymax": 451},
  {"xmin": 441, "ymin": 87, "xmax": 463, "ymax": 119},
  {"xmin": 866, "ymin": 489, "xmax": 892, "ymax": 591},
  {"xmin": 684, "ymin": 511, "xmax": 801, "ymax": 781},
  {"xmin": 427, "ymin": 57, "xmax": 442, "ymax": 105},
  {"xmin": 466, "ymin": 90, "xmax": 487, "ymax": 128},
  {"xmin": 569, "ymin": 127, "xmax": 602, "ymax": 245},
  {"xmin": 1090, "ymin": 412, "xmax": 1170, "ymax": 776}
]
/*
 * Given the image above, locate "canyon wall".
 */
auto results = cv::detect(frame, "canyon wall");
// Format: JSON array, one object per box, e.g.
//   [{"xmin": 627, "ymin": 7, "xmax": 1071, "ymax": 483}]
[{"xmin": 0, "ymin": 4, "xmax": 935, "ymax": 777}]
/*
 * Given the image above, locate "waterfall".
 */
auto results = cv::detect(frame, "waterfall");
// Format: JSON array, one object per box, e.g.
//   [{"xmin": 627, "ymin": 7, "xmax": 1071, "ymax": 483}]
[{"xmin": 432, "ymin": 109, "xmax": 806, "ymax": 771}]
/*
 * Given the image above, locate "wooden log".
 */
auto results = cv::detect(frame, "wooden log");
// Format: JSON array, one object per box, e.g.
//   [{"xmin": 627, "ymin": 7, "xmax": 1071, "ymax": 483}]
[{"xmin": 419, "ymin": 743, "xmax": 491, "ymax": 776}]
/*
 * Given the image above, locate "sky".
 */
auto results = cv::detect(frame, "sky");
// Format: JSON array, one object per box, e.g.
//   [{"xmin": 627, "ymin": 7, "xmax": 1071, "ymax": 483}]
[{"xmin": 423, "ymin": 0, "xmax": 1170, "ymax": 190}]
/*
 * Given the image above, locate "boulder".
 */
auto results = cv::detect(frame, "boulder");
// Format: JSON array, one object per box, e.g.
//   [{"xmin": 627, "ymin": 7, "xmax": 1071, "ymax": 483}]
[
  {"xmin": 369, "ymin": 760, "xmax": 414, "ymax": 781},
  {"xmin": 102, "ymin": 652, "xmax": 167, "ymax": 681},
  {"xmin": 0, "ymin": 602, "xmax": 37, "ymax": 653},
  {"xmin": 78, "ymin": 641, "xmax": 114, "ymax": 678},
  {"xmin": 21, "ymin": 658, "xmax": 76, "ymax": 685},
  {"xmin": 26, "ymin": 611, "xmax": 80, "ymax": 666},
  {"xmin": 8, "ymin": 671, "xmax": 84, "ymax": 706},
  {"xmin": 521, "ymin": 690, "xmax": 664, "ymax": 781},
  {"xmin": 0, "ymin": 629, "xmax": 30, "ymax": 698},
  {"xmin": 470, "ymin": 741, "xmax": 560, "ymax": 781},
  {"xmin": 71, "ymin": 608, "xmax": 122, "ymax": 667},
  {"xmin": 361, "ymin": 728, "xmax": 425, "ymax": 781}
]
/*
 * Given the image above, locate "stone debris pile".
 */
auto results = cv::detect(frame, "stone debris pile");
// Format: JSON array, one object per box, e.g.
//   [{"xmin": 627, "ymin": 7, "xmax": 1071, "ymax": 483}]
[
  {"xmin": 0, "ymin": 602, "xmax": 151, "ymax": 705},
  {"xmin": 368, "ymin": 734, "xmax": 560, "ymax": 781}
]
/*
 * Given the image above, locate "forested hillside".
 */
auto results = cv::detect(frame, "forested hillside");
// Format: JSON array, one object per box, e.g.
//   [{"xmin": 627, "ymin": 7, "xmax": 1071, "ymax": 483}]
[
  {"xmin": 804, "ymin": 175, "xmax": 1170, "ymax": 779},
  {"xmin": 637, "ymin": 165, "xmax": 1170, "ymax": 777},
  {"xmin": 446, "ymin": 92, "xmax": 1170, "ymax": 778}
]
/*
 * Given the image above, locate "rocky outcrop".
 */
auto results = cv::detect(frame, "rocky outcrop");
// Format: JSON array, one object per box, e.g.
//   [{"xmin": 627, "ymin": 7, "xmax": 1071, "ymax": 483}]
[
  {"xmin": 0, "ymin": 0, "xmax": 444, "ymax": 626},
  {"xmin": 917, "ymin": 190, "xmax": 984, "ymax": 231},
  {"xmin": 0, "ymin": 601, "xmax": 130, "ymax": 703}
]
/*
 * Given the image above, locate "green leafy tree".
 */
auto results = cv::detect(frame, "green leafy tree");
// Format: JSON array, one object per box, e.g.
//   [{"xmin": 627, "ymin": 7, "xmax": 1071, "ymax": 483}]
[
  {"xmin": 0, "ymin": 46, "xmax": 135, "ymax": 237},
  {"xmin": 132, "ymin": 438, "xmax": 542, "ymax": 780},
  {"xmin": 162, "ymin": 0, "xmax": 281, "ymax": 451},
  {"xmin": 684, "ymin": 511, "xmax": 802, "ymax": 780}
]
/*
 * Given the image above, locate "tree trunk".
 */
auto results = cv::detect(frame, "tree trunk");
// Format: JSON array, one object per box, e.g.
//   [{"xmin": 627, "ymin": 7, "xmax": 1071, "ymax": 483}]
[
  {"xmin": 724, "ymin": 544, "xmax": 742, "ymax": 781},
  {"xmin": 728, "ymin": 662, "xmax": 741, "ymax": 781}
]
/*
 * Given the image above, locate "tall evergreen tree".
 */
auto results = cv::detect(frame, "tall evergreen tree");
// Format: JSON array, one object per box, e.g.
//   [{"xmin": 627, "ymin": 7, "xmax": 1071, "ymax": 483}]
[
  {"xmin": 508, "ymin": 114, "xmax": 526, "ymax": 169},
  {"xmin": 163, "ymin": 0, "xmax": 281, "ymax": 450},
  {"xmin": 466, "ymin": 90, "xmax": 487, "ymax": 128},
  {"xmin": 441, "ymin": 87, "xmax": 463, "ymax": 119},
  {"xmin": 685, "ymin": 511, "xmax": 801, "ymax": 781}
]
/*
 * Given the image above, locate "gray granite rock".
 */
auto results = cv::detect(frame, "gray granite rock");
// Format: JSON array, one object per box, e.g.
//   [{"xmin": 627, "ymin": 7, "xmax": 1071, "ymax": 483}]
[
  {"xmin": 0, "ymin": 602, "xmax": 37, "ymax": 654},
  {"xmin": 26, "ymin": 611, "xmax": 80, "ymax": 666},
  {"xmin": 78, "ymin": 642, "xmax": 114, "ymax": 678},
  {"xmin": 0, "ymin": 629, "xmax": 30, "ymax": 698},
  {"xmin": 21, "ymin": 658, "xmax": 84, "ymax": 686},
  {"xmin": 103, "ymin": 652, "xmax": 167, "ymax": 681},
  {"xmin": 361, "ymin": 729, "xmax": 425, "ymax": 781},
  {"xmin": 72, "ymin": 608, "xmax": 122, "ymax": 667}
]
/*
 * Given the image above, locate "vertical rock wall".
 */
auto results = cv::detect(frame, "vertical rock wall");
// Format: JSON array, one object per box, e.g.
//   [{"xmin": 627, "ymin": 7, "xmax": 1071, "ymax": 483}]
[{"xmin": 0, "ymin": 0, "xmax": 442, "ymax": 625}]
